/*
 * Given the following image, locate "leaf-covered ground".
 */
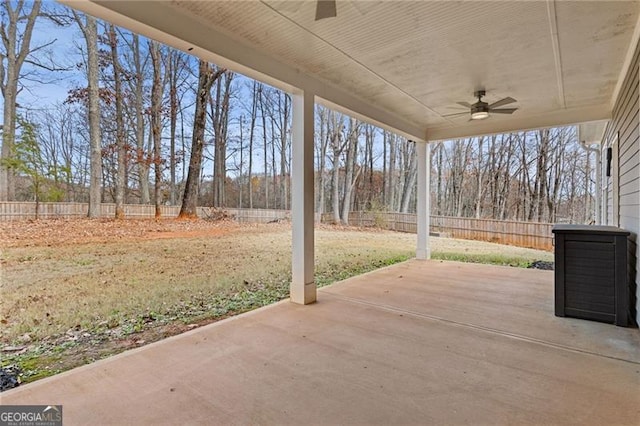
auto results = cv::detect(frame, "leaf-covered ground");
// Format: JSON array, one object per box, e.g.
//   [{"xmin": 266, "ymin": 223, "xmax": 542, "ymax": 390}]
[{"xmin": 0, "ymin": 218, "xmax": 552, "ymax": 385}]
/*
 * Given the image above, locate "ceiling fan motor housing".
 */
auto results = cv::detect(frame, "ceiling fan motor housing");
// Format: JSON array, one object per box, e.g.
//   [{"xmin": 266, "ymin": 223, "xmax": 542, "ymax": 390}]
[
  {"xmin": 472, "ymin": 90, "xmax": 489, "ymax": 113},
  {"xmin": 471, "ymin": 102, "xmax": 489, "ymax": 114}
]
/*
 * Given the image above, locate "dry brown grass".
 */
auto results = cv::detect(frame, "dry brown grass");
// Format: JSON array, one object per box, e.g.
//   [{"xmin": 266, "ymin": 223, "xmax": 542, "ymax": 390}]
[{"xmin": 0, "ymin": 219, "xmax": 552, "ymax": 345}]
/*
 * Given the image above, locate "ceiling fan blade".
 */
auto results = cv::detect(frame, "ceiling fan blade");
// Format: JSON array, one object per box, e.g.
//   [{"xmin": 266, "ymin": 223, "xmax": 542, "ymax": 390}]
[
  {"xmin": 489, "ymin": 108, "xmax": 518, "ymax": 114},
  {"xmin": 443, "ymin": 111, "xmax": 470, "ymax": 118},
  {"xmin": 456, "ymin": 101, "xmax": 472, "ymax": 108},
  {"xmin": 315, "ymin": 0, "xmax": 337, "ymax": 20},
  {"xmin": 489, "ymin": 97, "xmax": 516, "ymax": 109}
]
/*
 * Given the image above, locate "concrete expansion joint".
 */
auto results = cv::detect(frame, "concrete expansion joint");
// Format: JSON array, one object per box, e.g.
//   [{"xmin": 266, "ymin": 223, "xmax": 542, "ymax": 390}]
[{"xmin": 321, "ymin": 292, "xmax": 640, "ymax": 366}]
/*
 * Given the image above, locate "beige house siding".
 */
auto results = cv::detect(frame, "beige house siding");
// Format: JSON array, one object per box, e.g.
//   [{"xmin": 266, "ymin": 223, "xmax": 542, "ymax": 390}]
[{"xmin": 603, "ymin": 38, "xmax": 640, "ymax": 324}]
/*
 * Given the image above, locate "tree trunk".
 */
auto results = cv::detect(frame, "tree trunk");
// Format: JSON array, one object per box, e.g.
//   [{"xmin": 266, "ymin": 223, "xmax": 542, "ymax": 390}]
[
  {"xmin": 168, "ymin": 52, "xmax": 178, "ymax": 206},
  {"xmin": 279, "ymin": 93, "xmax": 290, "ymax": 209},
  {"xmin": 341, "ymin": 118, "xmax": 360, "ymax": 224},
  {"xmin": 474, "ymin": 137, "xmax": 485, "ymax": 218},
  {"xmin": 259, "ymin": 84, "xmax": 269, "ymax": 209},
  {"xmin": 179, "ymin": 61, "xmax": 224, "ymax": 218},
  {"xmin": 130, "ymin": 34, "xmax": 150, "ymax": 204},
  {"xmin": 238, "ymin": 118, "xmax": 243, "ymax": 208},
  {"xmin": 1, "ymin": 0, "xmax": 41, "ymax": 200},
  {"xmin": 499, "ymin": 134, "xmax": 515, "ymax": 220},
  {"xmin": 332, "ymin": 146, "xmax": 341, "ymax": 223},
  {"xmin": 270, "ymin": 117, "xmax": 277, "ymax": 208},
  {"xmin": 109, "ymin": 25, "xmax": 126, "ymax": 219},
  {"xmin": 74, "ymin": 13, "xmax": 102, "ymax": 218},
  {"xmin": 436, "ymin": 143, "xmax": 443, "ymax": 215},
  {"xmin": 382, "ymin": 130, "xmax": 387, "ymax": 208},
  {"xmin": 400, "ymin": 141, "xmax": 417, "ymax": 213},
  {"xmin": 317, "ymin": 106, "xmax": 329, "ymax": 214},
  {"xmin": 366, "ymin": 125, "xmax": 374, "ymax": 208},
  {"xmin": 248, "ymin": 81, "xmax": 258, "ymax": 209},
  {"xmin": 388, "ymin": 133, "xmax": 397, "ymax": 211},
  {"xmin": 149, "ymin": 40, "xmax": 164, "ymax": 218},
  {"xmin": 535, "ymin": 129, "xmax": 549, "ymax": 222},
  {"xmin": 212, "ymin": 71, "xmax": 233, "ymax": 207},
  {"xmin": 329, "ymin": 112, "xmax": 346, "ymax": 223}
]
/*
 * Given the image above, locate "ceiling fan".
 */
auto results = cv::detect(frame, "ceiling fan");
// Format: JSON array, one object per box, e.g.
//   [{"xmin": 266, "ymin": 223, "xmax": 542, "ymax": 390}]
[{"xmin": 444, "ymin": 90, "xmax": 518, "ymax": 120}]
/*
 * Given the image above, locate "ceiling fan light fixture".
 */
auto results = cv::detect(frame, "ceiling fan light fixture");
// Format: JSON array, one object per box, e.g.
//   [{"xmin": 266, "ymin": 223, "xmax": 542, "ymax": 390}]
[
  {"xmin": 470, "ymin": 111, "xmax": 489, "ymax": 120},
  {"xmin": 444, "ymin": 90, "xmax": 518, "ymax": 121}
]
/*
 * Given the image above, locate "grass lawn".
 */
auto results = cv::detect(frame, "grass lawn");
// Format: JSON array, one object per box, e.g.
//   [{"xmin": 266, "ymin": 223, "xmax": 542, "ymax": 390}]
[{"xmin": 0, "ymin": 219, "xmax": 552, "ymax": 383}]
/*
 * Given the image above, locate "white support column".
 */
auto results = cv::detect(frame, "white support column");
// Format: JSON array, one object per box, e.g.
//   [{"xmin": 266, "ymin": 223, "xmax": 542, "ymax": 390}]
[
  {"xmin": 416, "ymin": 141, "xmax": 431, "ymax": 260},
  {"xmin": 291, "ymin": 90, "xmax": 316, "ymax": 304}
]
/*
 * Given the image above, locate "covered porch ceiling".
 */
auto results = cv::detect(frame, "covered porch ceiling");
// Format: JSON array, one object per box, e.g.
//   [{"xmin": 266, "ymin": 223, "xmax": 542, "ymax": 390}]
[{"xmin": 66, "ymin": 0, "xmax": 640, "ymax": 141}]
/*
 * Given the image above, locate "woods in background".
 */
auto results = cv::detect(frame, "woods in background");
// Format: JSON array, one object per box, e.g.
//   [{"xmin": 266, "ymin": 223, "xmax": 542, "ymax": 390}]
[
  {"xmin": 314, "ymin": 117, "xmax": 592, "ymax": 224},
  {"xmin": 1, "ymin": 2, "xmax": 596, "ymax": 224},
  {"xmin": 429, "ymin": 128, "xmax": 593, "ymax": 223}
]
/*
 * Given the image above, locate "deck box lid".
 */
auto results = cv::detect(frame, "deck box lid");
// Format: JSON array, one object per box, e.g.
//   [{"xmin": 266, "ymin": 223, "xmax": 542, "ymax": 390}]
[{"xmin": 552, "ymin": 224, "xmax": 630, "ymax": 236}]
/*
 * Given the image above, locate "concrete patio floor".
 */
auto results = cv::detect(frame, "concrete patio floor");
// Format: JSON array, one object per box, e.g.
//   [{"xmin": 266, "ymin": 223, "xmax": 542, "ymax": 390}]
[{"xmin": 2, "ymin": 260, "xmax": 639, "ymax": 425}]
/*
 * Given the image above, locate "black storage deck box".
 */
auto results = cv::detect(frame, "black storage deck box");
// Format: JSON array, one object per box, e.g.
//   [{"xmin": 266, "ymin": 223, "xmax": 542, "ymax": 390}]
[{"xmin": 552, "ymin": 225, "xmax": 630, "ymax": 327}]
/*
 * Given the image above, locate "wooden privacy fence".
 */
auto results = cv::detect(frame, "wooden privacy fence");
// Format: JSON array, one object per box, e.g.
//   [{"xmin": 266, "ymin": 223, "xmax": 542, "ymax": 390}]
[
  {"xmin": 0, "ymin": 202, "xmax": 183, "ymax": 219},
  {"xmin": 223, "ymin": 208, "xmax": 290, "ymax": 223},
  {"xmin": 0, "ymin": 202, "xmax": 291, "ymax": 223},
  {"xmin": 0, "ymin": 202, "xmax": 553, "ymax": 250},
  {"xmin": 321, "ymin": 211, "xmax": 553, "ymax": 251},
  {"xmin": 431, "ymin": 215, "xmax": 553, "ymax": 251}
]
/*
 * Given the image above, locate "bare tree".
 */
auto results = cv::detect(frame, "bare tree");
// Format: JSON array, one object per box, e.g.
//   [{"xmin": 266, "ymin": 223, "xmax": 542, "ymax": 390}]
[
  {"xmin": 433, "ymin": 142, "xmax": 444, "ymax": 215},
  {"xmin": 473, "ymin": 136, "xmax": 485, "ymax": 218},
  {"xmin": 149, "ymin": 40, "xmax": 164, "ymax": 217},
  {"xmin": 210, "ymin": 71, "xmax": 233, "ymax": 207},
  {"xmin": 315, "ymin": 105, "xmax": 330, "ymax": 214},
  {"xmin": 107, "ymin": 24, "xmax": 126, "ymax": 218},
  {"xmin": 399, "ymin": 140, "xmax": 417, "ymax": 213},
  {"xmin": 387, "ymin": 131, "xmax": 397, "ymax": 210},
  {"xmin": 362, "ymin": 123, "xmax": 376, "ymax": 208},
  {"xmin": 0, "ymin": 0, "xmax": 41, "ymax": 200},
  {"xmin": 277, "ymin": 92, "xmax": 290, "ymax": 209},
  {"xmin": 341, "ymin": 117, "xmax": 361, "ymax": 223},
  {"xmin": 73, "ymin": 12, "xmax": 102, "ymax": 218},
  {"xmin": 125, "ymin": 33, "xmax": 150, "ymax": 204},
  {"xmin": 258, "ymin": 83, "xmax": 270, "ymax": 208},
  {"xmin": 247, "ymin": 81, "xmax": 259, "ymax": 208},
  {"xmin": 179, "ymin": 60, "xmax": 224, "ymax": 218},
  {"xmin": 166, "ymin": 49, "xmax": 190, "ymax": 206},
  {"xmin": 329, "ymin": 111, "xmax": 346, "ymax": 223}
]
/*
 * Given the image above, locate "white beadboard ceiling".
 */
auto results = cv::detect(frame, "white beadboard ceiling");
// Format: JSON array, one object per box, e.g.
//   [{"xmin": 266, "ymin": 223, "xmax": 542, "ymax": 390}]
[{"xmin": 69, "ymin": 0, "xmax": 640, "ymax": 141}]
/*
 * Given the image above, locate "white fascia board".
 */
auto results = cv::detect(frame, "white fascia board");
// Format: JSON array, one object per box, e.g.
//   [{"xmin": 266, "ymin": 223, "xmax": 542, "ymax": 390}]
[
  {"xmin": 426, "ymin": 105, "xmax": 611, "ymax": 142},
  {"xmin": 577, "ymin": 120, "xmax": 608, "ymax": 145},
  {"xmin": 610, "ymin": 11, "xmax": 640, "ymax": 109},
  {"xmin": 316, "ymin": 97, "xmax": 426, "ymax": 142},
  {"xmin": 63, "ymin": 0, "xmax": 427, "ymax": 142}
]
